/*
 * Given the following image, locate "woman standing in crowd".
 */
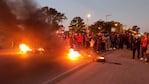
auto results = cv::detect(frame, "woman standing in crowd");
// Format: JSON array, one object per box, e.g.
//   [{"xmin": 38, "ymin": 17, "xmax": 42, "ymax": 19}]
[
  {"xmin": 132, "ymin": 34, "xmax": 141, "ymax": 59},
  {"xmin": 77, "ymin": 33, "xmax": 83, "ymax": 50},
  {"xmin": 140, "ymin": 33, "xmax": 148, "ymax": 61}
]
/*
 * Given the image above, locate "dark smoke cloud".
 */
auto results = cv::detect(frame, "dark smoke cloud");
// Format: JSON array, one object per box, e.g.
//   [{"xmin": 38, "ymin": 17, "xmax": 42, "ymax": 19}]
[
  {"xmin": 0, "ymin": 0, "xmax": 40, "ymax": 32},
  {"xmin": 5, "ymin": 0, "xmax": 37, "ymax": 20},
  {"xmin": 0, "ymin": 0, "xmax": 38, "ymax": 45},
  {"xmin": 0, "ymin": 0, "xmax": 18, "ymax": 30},
  {"xmin": 0, "ymin": 0, "xmax": 68, "ymax": 55}
]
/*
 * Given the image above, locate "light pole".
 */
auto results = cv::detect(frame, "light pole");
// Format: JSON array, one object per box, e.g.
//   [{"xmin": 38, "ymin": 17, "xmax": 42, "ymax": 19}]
[
  {"xmin": 105, "ymin": 14, "xmax": 112, "ymax": 32},
  {"xmin": 86, "ymin": 14, "xmax": 91, "ymax": 33},
  {"xmin": 106, "ymin": 15, "xmax": 111, "ymax": 22},
  {"xmin": 122, "ymin": 25, "xmax": 127, "ymax": 33}
]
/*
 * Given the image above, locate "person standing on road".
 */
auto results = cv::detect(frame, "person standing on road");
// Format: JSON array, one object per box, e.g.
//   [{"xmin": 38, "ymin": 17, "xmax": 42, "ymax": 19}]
[
  {"xmin": 94, "ymin": 33, "xmax": 102, "ymax": 54},
  {"xmin": 85, "ymin": 33, "xmax": 90, "ymax": 49},
  {"xmin": 132, "ymin": 34, "xmax": 141, "ymax": 59},
  {"xmin": 89, "ymin": 37, "xmax": 95, "ymax": 61},
  {"xmin": 77, "ymin": 33, "xmax": 83, "ymax": 50},
  {"xmin": 110, "ymin": 32, "xmax": 117, "ymax": 49},
  {"xmin": 140, "ymin": 33, "xmax": 148, "ymax": 61},
  {"xmin": 101, "ymin": 34, "xmax": 106, "ymax": 52}
]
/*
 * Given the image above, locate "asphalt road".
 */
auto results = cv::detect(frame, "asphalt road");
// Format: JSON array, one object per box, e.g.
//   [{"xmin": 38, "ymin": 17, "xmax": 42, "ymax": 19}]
[
  {"xmin": 0, "ymin": 51, "xmax": 86, "ymax": 84},
  {"xmin": 56, "ymin": 49, "xmax": 149, "ymax": 84}
]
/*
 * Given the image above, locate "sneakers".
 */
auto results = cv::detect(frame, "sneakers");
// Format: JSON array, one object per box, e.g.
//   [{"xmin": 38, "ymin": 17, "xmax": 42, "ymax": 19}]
[
  {"xmin": 113, "ymin": 47, "xmax": 116, "ymax": 50},
  {"xmin": 140, "ymin": 58, "xmax": 148, "ymax": 62},
  {"xmin": 140, "ymin": 57, "xmax": 144, "ymax": 61},
  {"xmin": 144, "ymin": 58, "xmax": 148, "ymax": 62}
]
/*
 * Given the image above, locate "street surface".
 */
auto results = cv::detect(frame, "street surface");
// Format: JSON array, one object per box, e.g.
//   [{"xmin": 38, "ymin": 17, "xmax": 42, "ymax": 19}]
[
  {"xmin": 0, "ymin": 50, "xmax": 86, "ymax": 84},
  {"xmin": 57, "ymin": 49, "xmax": 149, "ymax": 84}
]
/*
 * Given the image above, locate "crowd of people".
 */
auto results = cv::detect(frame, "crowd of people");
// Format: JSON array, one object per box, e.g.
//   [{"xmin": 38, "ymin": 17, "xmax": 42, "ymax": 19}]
[{"xmin": 63, "ymin": 32, "xmax": 149, "ymax": 63}]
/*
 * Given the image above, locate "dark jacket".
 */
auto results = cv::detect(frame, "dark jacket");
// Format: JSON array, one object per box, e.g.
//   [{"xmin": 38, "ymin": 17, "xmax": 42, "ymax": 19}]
[{"xmin": 132, "ymin": 38, "xmax": 141, "ymax": 49}]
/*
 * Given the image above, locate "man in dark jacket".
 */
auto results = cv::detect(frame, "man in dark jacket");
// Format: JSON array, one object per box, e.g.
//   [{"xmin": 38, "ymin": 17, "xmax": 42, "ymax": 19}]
[{"xmin": 132, "ymin": 35, "xmax": 141, "ymax": 59}]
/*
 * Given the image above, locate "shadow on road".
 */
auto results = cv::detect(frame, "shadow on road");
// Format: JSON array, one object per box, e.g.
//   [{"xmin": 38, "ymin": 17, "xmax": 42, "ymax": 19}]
[{"xmin": 97, "ymin": 61, "xmax": 122, "ymax": 65}]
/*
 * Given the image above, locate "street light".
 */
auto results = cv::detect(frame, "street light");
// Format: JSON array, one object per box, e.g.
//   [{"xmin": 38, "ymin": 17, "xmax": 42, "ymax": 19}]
[
  {"xmin": 86, "ymin": 13, "xmax": 91, "ymax": 33},
  {"xmin": 87, "ymin": 14, "xmax": 91, "ymax": 19},
  {"xmin": 114, "ymin": 23, "xmax": 118, "ymax": 27}
]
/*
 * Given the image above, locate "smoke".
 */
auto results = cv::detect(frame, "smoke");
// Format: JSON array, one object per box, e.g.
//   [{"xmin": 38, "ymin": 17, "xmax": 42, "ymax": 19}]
[
  {"xmin": 0, "ymin": 0, "xmax": 68, "ymax": 55},
  {"xmin": 0, "ymin": 0, "xmax": 39, "ymax": 32},
  {"xmin": 5, "ymin": 0, "xmax": 37, "ymax": 20},
  {"xmin": 0, "ymin": 0, "xmax": 18, "ymax": 30}
]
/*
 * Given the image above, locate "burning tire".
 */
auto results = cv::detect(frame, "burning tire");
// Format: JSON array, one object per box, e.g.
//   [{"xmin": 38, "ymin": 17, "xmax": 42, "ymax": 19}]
[{"xmin": 95, "ymin": 56, "xmax": 105, "ymax": 62}]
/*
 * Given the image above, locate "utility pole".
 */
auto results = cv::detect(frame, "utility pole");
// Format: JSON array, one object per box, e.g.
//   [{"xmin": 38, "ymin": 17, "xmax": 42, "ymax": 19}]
[
  {"xmin": 86, "ymin": 14, "xmax": 91, "ymax": 33},
  {"xmin": 106, "ymin": 15, "xmax": 111, "ymax": 22}
]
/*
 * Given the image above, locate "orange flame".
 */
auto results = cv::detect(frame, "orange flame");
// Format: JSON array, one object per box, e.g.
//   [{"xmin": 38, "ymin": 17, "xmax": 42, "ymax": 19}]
[
  {"xmin": 19, "ymin": 43, "xmax": 32, "ymax": 54},
  {"xmin": 67, "ymin": 48, "xmax": 81, "ymax": 60}
]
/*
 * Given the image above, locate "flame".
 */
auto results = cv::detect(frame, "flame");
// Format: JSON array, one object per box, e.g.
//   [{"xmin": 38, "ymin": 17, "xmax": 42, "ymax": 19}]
[
  {"xmin": 67, "ymin": 48, "xmax": 81, "ymax": 60},
  {"xmin": 98, "ymin": 56, "xmax": 105, "ymax": 59},
  {"xmin": 37, "ymin": 48, "xmax": 44, "ymax": 52},
  {"xmin": 19, "ymin": 43, "xmax": 32, "ymax": 54}
]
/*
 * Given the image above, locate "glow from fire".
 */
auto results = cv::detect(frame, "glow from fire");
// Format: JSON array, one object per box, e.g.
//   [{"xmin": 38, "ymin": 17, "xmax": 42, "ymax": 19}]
[
  {"xmin": 67, "ymin": 48, "xmax": 81, "ymax": 60},
  {"xmin": 37, "ymin": 48, "xmax": 44, "ymax": 52},
  {"xmin": 19, "ymin": 43, "xmax": 32, "ymax": 54},
  {"xmin": 98, "ymin": 56, "xmax": 105, "ymax": 59}
]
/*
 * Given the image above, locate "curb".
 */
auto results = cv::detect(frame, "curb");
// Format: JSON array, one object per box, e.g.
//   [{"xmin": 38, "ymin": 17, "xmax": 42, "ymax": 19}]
[{"xmin": 42, "ymin": 60, "xmax": 92, "ymax": 84}]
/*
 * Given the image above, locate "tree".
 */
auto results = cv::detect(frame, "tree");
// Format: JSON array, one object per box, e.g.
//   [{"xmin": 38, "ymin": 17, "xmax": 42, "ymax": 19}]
[
  {"xmin": 69, "ymin": 16, "xmax": 85, "ymax": 33},
  {"xmin": 132, "ymin": 25, "xmax": 140, "ymax": 33},
  {"xmin": 41, "ymin": 6, "xmax": 67, "ymax": 30},
  {"xmin": 89, "ymin": 20, "xmax": 105, "ymax": 34},
  {"xmin": 103, "ymin": 21, "xmax": 122, "ymax": 33},
  {"xmin": 89, "ymin": 20, "xmax": 122, "ymax": 33}
]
